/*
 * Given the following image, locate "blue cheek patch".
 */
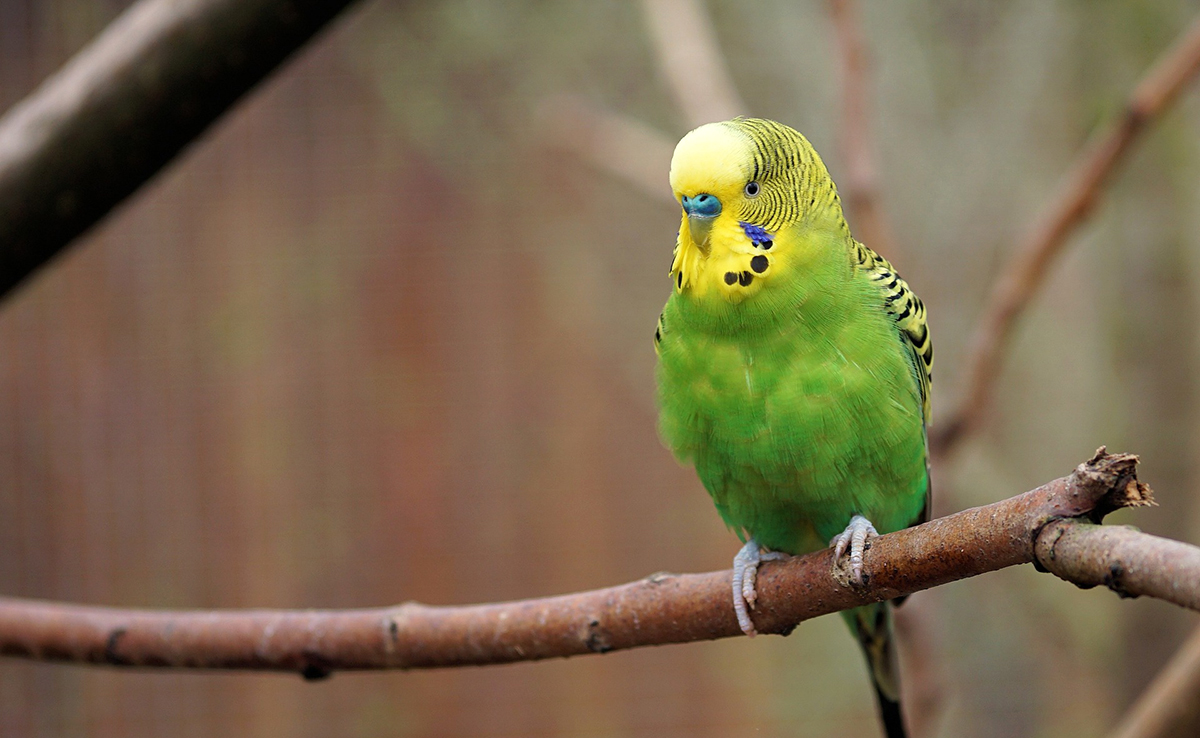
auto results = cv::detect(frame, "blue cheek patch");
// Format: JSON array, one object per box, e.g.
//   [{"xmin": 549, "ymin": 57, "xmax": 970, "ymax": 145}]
[{"xmin": 739, "ymin": 222, "xmax": 774, "ymax": 250}]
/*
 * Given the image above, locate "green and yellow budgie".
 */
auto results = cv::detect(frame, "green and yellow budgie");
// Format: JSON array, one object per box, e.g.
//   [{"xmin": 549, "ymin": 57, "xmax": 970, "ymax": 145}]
[{"xmin": 654, "ymin": 118, "xmax": 932, "ymax": 738}]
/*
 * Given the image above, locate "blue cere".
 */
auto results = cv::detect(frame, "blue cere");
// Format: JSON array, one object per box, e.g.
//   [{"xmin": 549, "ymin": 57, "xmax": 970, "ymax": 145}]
[
  {"xmin": 740, "ymin": 222, "xmax": 774, "ymax": 249},
  {"xmin": 682, "ymin": 193, "xmax": 722, "ymax": 218}
]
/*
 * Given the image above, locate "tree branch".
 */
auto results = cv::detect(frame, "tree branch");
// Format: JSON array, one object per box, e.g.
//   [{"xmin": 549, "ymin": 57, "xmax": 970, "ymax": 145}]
[
  {"xmin": 828, "ymin": 0, "xmax": 901, "ymax": 262},
  {"xmin": 1109, "ymin": 623, "xmax": 1200, "ymax": 738},
  {"xmin": 640, "ymin": 0, "xmax": 746, "ymax": 128},
  {"xmin": 0, "ymin": 449, "xmax": 1179, "ymax": 679},
  {"xmin": 0, "ymin": 0, "xmax": 359, "ymax": 300},
  {"xmin": 931, "ymin": 14, "xmax": 1200, "ymax": 456},
  {"xmin": 538, "ymin": 95, "xmax": 677, "ymax": 205}
]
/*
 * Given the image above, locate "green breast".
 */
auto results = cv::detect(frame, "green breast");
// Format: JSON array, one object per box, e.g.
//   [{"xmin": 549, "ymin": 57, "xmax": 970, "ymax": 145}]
[{"xmin": 656, "ymin": 245, "xmax": 927, "ymax": 556}]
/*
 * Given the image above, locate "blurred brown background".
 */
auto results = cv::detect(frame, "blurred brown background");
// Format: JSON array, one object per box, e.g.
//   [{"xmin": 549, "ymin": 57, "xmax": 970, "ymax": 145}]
[{"xmin": 2, "ymin": 1, "xmax": 1199, "ymax": 736}]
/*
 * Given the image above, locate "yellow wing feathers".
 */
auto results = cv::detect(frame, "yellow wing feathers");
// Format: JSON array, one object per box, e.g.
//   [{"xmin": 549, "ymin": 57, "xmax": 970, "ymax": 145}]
[{"xmin": 852, "ymin": 241, "xmax": 933, "ymax": 424}]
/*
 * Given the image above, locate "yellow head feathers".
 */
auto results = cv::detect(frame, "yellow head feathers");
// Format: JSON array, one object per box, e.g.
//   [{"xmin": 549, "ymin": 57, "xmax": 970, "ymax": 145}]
[
  {"xmin": 669, "ymin": 122, "xmax": 755, "ymax": 212},
  {"xmin": 667, "ymin": 118, "xmax": 844, "ymax": 301}
]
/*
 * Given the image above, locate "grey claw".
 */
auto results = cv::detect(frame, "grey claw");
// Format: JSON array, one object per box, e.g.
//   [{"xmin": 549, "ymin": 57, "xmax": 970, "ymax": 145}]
[{"xmin": 830, "ymin": 515, "xmax": 878, "ymax": 587}]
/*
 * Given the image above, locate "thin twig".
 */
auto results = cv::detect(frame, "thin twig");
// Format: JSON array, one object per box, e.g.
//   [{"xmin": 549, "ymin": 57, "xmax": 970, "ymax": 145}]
[
  {"xmin": 0, "ymin": 449, "xmax": 1175, "ymax": 678},
  {"xmin": 828, "ymin": 0, "xmax": 900, "ymax": 262},
  {"xmin": 641, "ymin": 0, "xmax": 746, "ymax": 128},
  {"xmin": 1109, "ymin": 623, "xmax": 1200, "ymax": 738},
  {"xmin": 893, "ymin": 597, "xmax": 946, "ymax": 737},
  {"xmin": 537, "ymin": 95, "xmax": 677, "ymax": 205},
  {"xmin": 0, "ymin": 0, "xmax": 359, "ymax": 300},
  {"xmin": 931, "ymin": 15, "xmax": 1200, "ymax": 456}
]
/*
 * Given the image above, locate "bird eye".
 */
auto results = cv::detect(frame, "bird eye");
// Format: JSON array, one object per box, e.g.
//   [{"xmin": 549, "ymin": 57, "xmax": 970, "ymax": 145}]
[{"xmin": 744, "ymin": 181, "xmax": 760, "ymax": 197}]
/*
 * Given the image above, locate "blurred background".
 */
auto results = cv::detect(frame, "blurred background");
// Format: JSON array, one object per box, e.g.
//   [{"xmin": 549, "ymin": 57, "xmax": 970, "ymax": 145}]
[{"xmin": 1, "ymin": 0, "xmax": 1199, "ymax": 736}]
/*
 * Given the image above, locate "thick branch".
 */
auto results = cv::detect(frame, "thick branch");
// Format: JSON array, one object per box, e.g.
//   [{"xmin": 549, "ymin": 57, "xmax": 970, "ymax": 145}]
[
  {"xmin": 931, "ymin": 15, "xmax": 1200, "ymax": 455},
  {"xmin": 0, "ymin": 0, "xmax": 358, "ymax": 299},
  {"xmin": 828, "ymin": 0, "xmax": 900, "ymax": 262},
  {"xmin": 1038, "ymin": 522, "xmax": 1200, "ymax": 607},
  {"xmin": 0, "ymin": 450, "xmax": 1181, "ymax": 678}
]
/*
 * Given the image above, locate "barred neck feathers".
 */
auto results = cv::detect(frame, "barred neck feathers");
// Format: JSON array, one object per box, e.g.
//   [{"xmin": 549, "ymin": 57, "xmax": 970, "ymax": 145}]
[{"xmin": 668, "ymin": 119, "xmax": 850, "ymax": 316}]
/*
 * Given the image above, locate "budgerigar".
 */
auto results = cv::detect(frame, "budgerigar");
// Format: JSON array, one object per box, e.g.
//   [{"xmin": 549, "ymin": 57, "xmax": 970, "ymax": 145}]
[{"xmin": 654, "ymin": 118, "xmax": 932, "ymax": 738}]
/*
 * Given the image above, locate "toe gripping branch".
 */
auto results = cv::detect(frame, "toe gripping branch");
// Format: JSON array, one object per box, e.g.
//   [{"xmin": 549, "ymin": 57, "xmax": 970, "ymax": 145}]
[
  {"xmin": 0, "ymin": 449, "xmax": 1189, "ymax": 674},
  {"xmin": 742, "ymin": 447, "xmax": 1169, "ymax": 638}
]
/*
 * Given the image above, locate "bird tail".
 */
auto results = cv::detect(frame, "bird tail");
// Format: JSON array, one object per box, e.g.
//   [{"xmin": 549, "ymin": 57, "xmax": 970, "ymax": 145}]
[{"xmin": 843, "ymin": 603, "xmax": 908, "ymax": 738}]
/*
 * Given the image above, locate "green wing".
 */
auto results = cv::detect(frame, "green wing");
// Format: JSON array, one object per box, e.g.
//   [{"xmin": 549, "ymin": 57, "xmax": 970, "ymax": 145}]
[
  {"xmin": 851, "ymin": 241, "xmax": 933, "ymax": 426},
  {"xmin": 852, "ymin": 240, "xmax": 933, "ymax": 526}
]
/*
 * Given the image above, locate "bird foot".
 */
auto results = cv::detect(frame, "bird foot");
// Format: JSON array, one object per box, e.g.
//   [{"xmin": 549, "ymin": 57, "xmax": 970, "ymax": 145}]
[
  {"xmin": 830, "ymin": 514, "xmax": 878, "ymax": 587},
  {"xmin": 731, "ymin": 539, "xmax": 788, "ymax": 637}
]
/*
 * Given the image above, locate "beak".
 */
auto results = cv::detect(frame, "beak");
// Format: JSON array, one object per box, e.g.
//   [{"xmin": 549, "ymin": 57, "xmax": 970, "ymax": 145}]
[{"xmin": 682, "ymin": 193, "xmax": 721, "ymax": 249}]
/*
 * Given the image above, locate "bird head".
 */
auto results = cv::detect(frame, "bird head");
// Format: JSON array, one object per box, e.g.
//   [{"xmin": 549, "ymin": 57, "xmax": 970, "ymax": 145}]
[{"xmin": 667, "ymin": 118, "xmax": 843, "ymax": 299}]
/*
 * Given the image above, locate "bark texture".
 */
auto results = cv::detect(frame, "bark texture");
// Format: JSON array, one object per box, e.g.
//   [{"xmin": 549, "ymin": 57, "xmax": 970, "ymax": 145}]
[
  {"xmin": 0, "ymin": 0, "xmax": 359, "ymax": 298},
  {"xmin": 0, "ymin": 449, "xmax": 1182, "ymax": 678}
]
